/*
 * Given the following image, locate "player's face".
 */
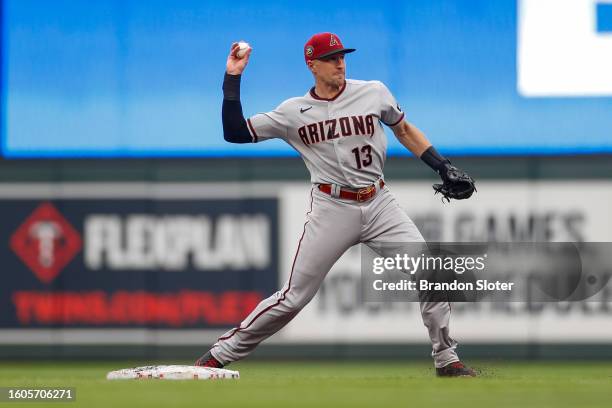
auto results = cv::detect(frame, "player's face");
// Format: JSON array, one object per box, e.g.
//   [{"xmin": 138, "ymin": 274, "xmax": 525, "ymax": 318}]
[{"xmin": 310, "ymin": 54, "xmax": 346, "ymax": 88}]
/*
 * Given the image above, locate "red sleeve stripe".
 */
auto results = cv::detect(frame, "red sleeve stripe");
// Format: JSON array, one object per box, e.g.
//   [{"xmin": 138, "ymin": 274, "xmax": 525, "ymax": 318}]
[
  {"xmin": 385, "ymin": 112, "xmax": 405, "ymax": 127},
  {"xmin": 246, "ymin": 118, "xmax": 259, "ymax": 143}
]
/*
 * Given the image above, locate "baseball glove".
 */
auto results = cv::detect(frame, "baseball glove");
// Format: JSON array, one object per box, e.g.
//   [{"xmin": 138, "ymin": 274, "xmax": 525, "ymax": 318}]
[{"xmin": 433, "ymin": 165, "xmax": 476, "ymax": 202}]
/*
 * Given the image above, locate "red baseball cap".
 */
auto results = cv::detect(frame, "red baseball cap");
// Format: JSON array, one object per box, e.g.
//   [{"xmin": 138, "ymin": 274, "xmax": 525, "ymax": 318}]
[{"xmin": 304, "ymin": 32, "xmax": 356, "ymax": 63}]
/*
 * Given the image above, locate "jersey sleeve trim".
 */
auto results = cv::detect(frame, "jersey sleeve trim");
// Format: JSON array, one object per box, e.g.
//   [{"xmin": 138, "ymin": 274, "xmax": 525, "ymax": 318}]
[
  {"xmin": 246, "ymin": 118, "xmax": 259, "ymax": 143},
  {"xmin": 382, "ymin": 112, "xmax": 405, "ymax": 127}
]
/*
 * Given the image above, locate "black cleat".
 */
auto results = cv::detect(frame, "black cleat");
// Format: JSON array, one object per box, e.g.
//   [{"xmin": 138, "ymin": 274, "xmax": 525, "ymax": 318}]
[
  {"xmin": 436, "ymin": 361, "xmax": 477, "ymax": 377},
  {"xmin": 194, "ymin": 350, "xmax": 225, "ymax": 368}
]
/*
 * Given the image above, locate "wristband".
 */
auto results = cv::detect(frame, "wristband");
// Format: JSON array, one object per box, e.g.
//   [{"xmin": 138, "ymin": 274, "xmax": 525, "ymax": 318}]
[{"xmin": 420, "ymin": 146, "xmax": 451, "ymax": 175}]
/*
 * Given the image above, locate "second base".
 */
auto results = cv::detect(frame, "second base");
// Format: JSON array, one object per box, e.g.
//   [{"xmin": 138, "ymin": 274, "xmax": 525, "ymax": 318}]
[{"xmin": 106, "ymin": 365, "xmax": 240, "ymax": 380}]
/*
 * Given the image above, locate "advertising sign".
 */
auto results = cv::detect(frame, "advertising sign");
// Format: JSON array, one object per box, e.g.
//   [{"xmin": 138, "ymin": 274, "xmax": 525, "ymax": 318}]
[{"xmin": 0, "ymin": 195, "xmax": 278, "ymax": 329}]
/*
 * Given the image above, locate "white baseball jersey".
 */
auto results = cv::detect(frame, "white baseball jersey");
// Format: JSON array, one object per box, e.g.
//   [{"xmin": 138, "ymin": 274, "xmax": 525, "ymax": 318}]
[{"xmin": 246, "ymin": 79, "xmax": 404, "ymax": 188}]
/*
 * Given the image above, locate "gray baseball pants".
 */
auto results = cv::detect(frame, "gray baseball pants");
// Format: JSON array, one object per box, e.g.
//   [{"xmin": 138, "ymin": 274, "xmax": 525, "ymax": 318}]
[{"xmin": 211, "ymin": 185, "xmax": 459, "ymax": 368}]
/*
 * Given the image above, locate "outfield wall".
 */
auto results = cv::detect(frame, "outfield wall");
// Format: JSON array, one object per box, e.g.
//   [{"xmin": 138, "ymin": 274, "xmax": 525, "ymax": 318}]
[{"xmin": 0, "ymin": 180, "xmax": 611, "ymax": 359}]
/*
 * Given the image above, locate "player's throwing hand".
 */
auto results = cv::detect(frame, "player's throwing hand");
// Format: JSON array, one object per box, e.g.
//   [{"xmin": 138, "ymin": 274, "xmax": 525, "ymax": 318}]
[{"xmin": 226, "ymin": 42, "xmax": 252, "ymax": 75}]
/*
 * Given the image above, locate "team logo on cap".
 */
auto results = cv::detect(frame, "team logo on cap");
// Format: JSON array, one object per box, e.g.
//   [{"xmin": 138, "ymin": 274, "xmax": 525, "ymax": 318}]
[
  {"xmin": 330, "ymin": 34, "xmax": 338, "ymax": 46},
  {"xmin": 306, "ymin": 45, "xmax": 314, "ymax": 57}
]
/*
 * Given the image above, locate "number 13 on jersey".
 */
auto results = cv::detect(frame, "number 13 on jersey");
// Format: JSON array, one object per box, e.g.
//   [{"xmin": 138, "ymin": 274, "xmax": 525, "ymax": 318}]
[{"xmin": 351, "ymin": 145, "xmax": 372, "ymax": 169}]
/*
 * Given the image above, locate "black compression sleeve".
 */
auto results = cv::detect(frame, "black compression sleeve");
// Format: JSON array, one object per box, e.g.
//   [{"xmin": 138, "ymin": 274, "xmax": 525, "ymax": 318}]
[
  {"xmin": 223, "ymin": 73, "xmax": 241, "ymax": 101},
  {"xmin": 222, "ymin": 73, "xmax": 253, "ymax": 143},
  {"xmin": 420, "ymin": 146, "xmax": 451, "ymax": 175},
  {"xmin": 222, "ymin": 99, "xmax": 252, "ymax": 143}
]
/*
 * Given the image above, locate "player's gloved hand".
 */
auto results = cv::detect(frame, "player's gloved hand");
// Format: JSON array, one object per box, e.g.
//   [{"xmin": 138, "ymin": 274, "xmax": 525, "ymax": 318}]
[{"xmin": 433, "ymin": 162, "xmax": 477, "ymax": 202}]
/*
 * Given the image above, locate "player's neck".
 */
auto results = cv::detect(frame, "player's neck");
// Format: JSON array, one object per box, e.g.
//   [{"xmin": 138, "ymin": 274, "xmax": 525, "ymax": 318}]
[{"xmin": 313, "ymin": 80, "xmax": 345, "ymax": 100}]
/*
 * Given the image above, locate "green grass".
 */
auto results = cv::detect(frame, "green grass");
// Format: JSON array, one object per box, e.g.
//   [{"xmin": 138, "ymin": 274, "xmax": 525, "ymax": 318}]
[{"xmin": 1, "ymin": 361, "xmax": 611, "ymax": 408}]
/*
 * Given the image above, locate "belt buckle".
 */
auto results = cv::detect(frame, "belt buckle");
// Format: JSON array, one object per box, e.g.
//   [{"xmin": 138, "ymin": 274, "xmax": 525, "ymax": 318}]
[{"xmin": 356, "ymin": 185, "xmax": 375, "ymax": 202}]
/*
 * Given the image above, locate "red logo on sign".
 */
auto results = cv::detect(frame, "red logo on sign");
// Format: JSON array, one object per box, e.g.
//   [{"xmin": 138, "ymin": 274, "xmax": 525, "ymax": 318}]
[{"xmin": 10, "ymin": 202, "xmax": 82, "ymax": 284}]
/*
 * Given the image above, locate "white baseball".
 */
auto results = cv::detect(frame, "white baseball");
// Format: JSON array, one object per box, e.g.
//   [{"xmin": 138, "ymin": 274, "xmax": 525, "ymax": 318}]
[{"xmin": 236, "ymin": 42, "xmax": 251, "ymax": 59}]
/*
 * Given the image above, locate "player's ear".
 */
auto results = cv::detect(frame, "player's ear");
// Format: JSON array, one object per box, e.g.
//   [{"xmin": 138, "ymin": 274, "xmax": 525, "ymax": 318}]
[{"xmin": 307, "ymin": 60, "xmax": 316, "ymax": 74}]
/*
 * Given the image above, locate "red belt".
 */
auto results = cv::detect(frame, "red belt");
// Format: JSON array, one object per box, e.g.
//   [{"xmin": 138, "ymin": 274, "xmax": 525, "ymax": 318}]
[{"xmin": 318, "ymin": 180, "xmax": 385, "ymax": 202}]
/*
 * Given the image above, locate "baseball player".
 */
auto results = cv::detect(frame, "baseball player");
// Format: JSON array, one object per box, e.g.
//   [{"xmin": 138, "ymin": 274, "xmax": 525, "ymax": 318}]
[{"xmin": 196, "ymin": 33, "xmax": 477, "ymax": 377}]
